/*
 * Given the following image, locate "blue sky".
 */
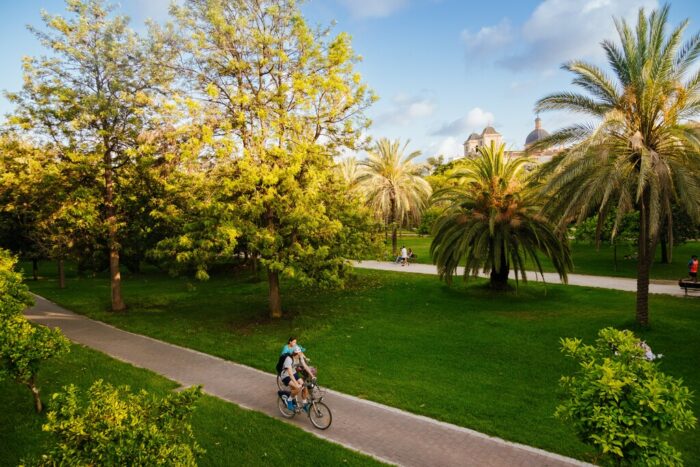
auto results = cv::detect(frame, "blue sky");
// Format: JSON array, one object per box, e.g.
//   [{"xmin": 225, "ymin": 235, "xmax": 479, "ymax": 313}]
[{"xmin": 2, "ymin": 0, "xmax": 699, "ymax": 160}]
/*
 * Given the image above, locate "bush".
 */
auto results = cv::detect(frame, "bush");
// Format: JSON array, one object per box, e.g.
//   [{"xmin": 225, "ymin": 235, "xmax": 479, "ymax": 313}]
[
  {"xmin": 0, "ymin": 249, "xmax": 33, "ymax": 318},
  {"xmin": 38, "ymin": 380, "xmax": 204, "ymax": 466},
  {"xmin": 0, "ymin": 315, "xmax": 70, "ymax": 412},
  {"xmin": 556, "ymin": 327, "xmax": 697, "ymax": 466},
  {"xmin": 0, "ymin": 248, "xmax": 70, "ymax": 412}
]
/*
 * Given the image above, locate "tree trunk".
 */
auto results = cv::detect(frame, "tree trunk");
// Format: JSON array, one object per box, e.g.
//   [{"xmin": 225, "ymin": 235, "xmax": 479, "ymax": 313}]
[
  {"xmin": 613, "ymin": 243, "xmax": 618, "ymax": 272},
  {"xmin": 268, "ymin": 269, "xmax": 282, "ymax": 318},
  {"xmin": 104, "ymin": 155, "xmax": 126, "ymax": 312},
  {"xmin": 390, "ymin": 197, "xmax": 397, "ymax": 255},
  {"xmin": 489, "ymin": 245, "xmax": 510, "ymax": 290},
  {"xmin": 58, "ymin": 259, "xmax": 65, "ymax": 289},
  {"xmin": 26, "ymin": 379, "xmax": 42, "ymax": 413},
  {"xmin": 660, "ymin": 234, "xmax": 668, "ymax": 264},
  {"xmin": 32, "ymin": 258, "xmax": 38, "ymax": 281},
  {"xmin": 636, "ymin": 194, "xmax": 652, "ymax": 327}
]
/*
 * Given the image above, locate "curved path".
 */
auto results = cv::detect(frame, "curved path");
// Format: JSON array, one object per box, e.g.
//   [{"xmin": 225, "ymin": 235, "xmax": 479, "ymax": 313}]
[
  {"xmin": 354, "ymin": 260, "xmax": 687, "ymax": 297},
  {"xmin": 26, "ymin": 294, "xmax": 589, "ymax": 467}
]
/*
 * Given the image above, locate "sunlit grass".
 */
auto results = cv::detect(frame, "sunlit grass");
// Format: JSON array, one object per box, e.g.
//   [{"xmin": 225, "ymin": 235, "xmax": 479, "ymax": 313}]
[{"xmin": 22, "ymin": 263, "xmax": 700, "ymax": 464}]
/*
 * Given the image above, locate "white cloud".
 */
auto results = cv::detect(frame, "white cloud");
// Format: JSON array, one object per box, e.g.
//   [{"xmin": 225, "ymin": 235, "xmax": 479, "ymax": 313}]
[
  {"xmin": 337, "ymin": 0, "xmax": 409, "ymax": 18},
  {"xmin": 460, "ymin": 0, "xmax": 659, "ymax": 72},
  {"xmin": 501, "ymin": 0, "xmax": 659, "ymax": 71},
  {"xmin": 461, "ymin": 18, "xmax": 513, "ymax": 57},
  {"xmin": 433, "ymin": 137, "xmax": 463, "ymax": 158},
  {"xmin": 432, "ymin": 107, "xmax": 495, "ymax": 136},
  {"xmin": 375, "ymin": 93, "xmax": 437, "ymax": 127}
]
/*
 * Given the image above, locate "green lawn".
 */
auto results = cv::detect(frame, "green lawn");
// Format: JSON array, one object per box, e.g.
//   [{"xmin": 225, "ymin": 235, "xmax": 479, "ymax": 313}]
[
  {"xmin": 22, "ymin": 262, "xmax": 700, "ymax": 465},
  {"xmin": 0, "ymin": 343, "xmax": 382, "ymax": 466},
  {"xmin": 386, "ymin": 236, "xmax": 699, "ymax": 280}
]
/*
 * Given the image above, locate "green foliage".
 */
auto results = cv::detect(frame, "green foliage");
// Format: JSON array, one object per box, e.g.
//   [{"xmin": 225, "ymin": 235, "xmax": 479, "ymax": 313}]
[
  {"xmin": 163, "ymin": 0, "xmax": 378, "ymax": 316},
  {"xmin": 0, "ymin": 249, "xmax": 69, "ymax": 412},
  {"xmin": 417, "ymin": 206, "xmax": 441, "ymax": 236},
  {"xmin": 0, "ymin": 249, "xmax": 33, "ymax": 318},
  {"xmin": 557, "ymin": 327, "xmax": 697, "ymax": 466},
  {"xmin": 37, "ymin": 380, "xmax": 203, "ymax": 466},
  {"xmin": 0, "ymin": 316, "xmax": 70, "ymax": 387},
  {"xmin": 572, "ymin": 211, "xmax": 639, "ymax": 247}
]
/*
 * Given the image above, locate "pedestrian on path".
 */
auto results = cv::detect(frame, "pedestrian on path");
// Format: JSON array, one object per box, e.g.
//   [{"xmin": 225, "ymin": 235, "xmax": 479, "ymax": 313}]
[
  {"xmin": 687, "ymin": 255, "xmax": 698, "ymax": 282},
  {"xmin": 400, "ymin": 245, "xmax": 408, "ymax": 266}
]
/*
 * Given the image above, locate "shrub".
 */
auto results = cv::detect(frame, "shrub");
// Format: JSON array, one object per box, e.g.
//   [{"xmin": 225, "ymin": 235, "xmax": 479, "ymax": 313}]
[
  {"xmin": 38, "ymin": 380, "xmax": 204, "ymax": 466},
  {"xmin": 556, "ymin": 327, "xmax": 696, "ymax": 466},
  {"xmin": 0, "ymin": 315, "xmax": 70, "ymax": 412},
  {"xmin": 0, "ymin": 248, "xmax": 70, "ymax": 412},
  {"xmin": 0, "ymin": 249, "xmax": 33, "ymax": 318}
]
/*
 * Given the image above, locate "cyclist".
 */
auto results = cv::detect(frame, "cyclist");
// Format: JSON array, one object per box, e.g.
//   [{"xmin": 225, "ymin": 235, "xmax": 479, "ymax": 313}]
[
  {"xmin": 280, "ymin": 345, "xmax": 313, "ymax": 410},
  {"xmin": 280, "ymin": 336, "xmax": 305, "ymax": 356}
]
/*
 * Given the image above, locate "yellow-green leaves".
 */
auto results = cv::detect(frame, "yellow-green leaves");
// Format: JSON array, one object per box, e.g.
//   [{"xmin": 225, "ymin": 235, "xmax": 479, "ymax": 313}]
[{"xmin": 557, "ymin": 327, "xmax": 697, "ymax": 465}]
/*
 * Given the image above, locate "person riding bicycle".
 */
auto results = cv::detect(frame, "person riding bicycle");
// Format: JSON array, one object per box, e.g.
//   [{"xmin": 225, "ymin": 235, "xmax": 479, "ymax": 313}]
[
  {"xmin": 280, "ymin": 336, "xmax": 316, "ymax": 379},
  {"xmin": 280, "ymin": 345, "xmax": 313, "ymax": 410}
]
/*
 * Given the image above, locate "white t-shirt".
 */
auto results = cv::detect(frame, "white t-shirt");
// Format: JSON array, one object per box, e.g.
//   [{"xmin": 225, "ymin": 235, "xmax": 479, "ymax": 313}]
[{"xmin": 401, "ymin": 247, "xmax": 408, "ymax": 259}]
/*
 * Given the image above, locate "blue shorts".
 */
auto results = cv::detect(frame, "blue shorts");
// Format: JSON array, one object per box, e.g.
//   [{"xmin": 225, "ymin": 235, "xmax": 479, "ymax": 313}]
[{"xmin": 282, "ymin": 373, "xmax": 301, "ymax": 386}]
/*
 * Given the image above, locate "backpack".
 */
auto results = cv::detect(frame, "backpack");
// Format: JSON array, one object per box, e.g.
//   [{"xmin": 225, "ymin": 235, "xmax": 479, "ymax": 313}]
[{"xmin": 276, "ymin": 353, "xmax": 291, "ymax": 374}]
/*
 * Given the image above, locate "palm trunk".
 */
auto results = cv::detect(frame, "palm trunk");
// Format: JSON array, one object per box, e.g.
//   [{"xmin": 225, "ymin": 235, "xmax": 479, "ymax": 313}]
[
  {"xmin": 32, "ymin": 258, "xmax": 38, "ymax": 281},
  {"xmin": 268, "ymin": 269, "xmax": 282, "ymax": 318},
  {"xmin": 104, "ymin": 154, "xmax": 126, "ymax": 312},
  {"xmin": 660, "ymin": 234, "xmax": 668, "ymax": 264},
  {"xmin": 489, "ymin": 245, "xmax": 510, "ymax": 290},
  {"xmin": 58, "ymin": 259, "xmax": 65, "ymax": 289},
  {"xmin": 390, "ymin": 197, "xmax": 398, "ymax": 255},
  {"xmin": 635, "ymin": 194, "xmax": 652, "ymax": 327}
]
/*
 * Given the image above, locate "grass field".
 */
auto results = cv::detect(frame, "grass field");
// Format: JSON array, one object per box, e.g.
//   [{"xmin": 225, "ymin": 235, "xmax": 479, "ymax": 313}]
[
  {"xmin": 22, "ymin": 262, "xmax": 700, "ymax": 465},
  {"xmin": 0, "ymin": 343, "xmax": 382, "ymax": 466},
  {"xmin": 385, "ymin": 236, "xmax": 699, "ymax": 280}
]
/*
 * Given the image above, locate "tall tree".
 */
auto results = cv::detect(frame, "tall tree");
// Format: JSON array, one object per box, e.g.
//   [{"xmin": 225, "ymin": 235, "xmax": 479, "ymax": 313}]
[
  {"xmin": 532, "ymin": 4, "xmax": 700, "ymax": 326},
  {"xmin": 357, "ymin": 138, "xmax": 432, "ymax": 254},
  {"xmin": 169, "ymin": 0, "xmax": 376, "ymax": 318},
  {"xmin": 7, "ymin": 0, "xmax": 175, "ymax": 311},
  {"xmin": 431, "ymin": 142, "xmax": 572, "ymax": 290}
]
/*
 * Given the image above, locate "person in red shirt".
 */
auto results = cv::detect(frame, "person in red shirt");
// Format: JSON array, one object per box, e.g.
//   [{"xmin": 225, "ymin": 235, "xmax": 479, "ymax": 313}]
[{"xmin": 688, "ymin": 255, "xmax": 698, "ymax": 282}]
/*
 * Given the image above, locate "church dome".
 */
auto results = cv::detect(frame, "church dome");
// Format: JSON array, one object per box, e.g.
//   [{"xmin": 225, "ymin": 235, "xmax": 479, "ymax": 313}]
[
  {"xmin": 481, "ymin": 126, "xmax": 498, "ymax": 135},
  {"xmin": 525, "ymin": 128, "xmax": 550, "ymax": 146},
  {"xmin": 466, "ymin": 132, "xmax": 480, "ymax": 141},
  {"xmin": 525, "ymin": 117, "xmax": 549, "ymax": 146}
]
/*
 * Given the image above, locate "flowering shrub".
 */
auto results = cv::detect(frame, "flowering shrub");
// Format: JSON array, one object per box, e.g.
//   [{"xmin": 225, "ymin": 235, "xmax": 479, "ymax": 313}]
[
  {"xmin": 38, "ymin": 380, "xmax": 204, "ymax": 466},
  {"xmin": 556, "ymin": 327, "xmax": 696, "ymax": 466}
]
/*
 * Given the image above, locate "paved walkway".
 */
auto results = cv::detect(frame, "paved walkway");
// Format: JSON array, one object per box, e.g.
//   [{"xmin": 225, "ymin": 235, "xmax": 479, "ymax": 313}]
[
  {"xmin": 354, "ymin": 260, "xmax": 687, "ymax": 297},
  {"xmin": 26, "ymin": 295, "xmax": 589, "ymax": 467}
]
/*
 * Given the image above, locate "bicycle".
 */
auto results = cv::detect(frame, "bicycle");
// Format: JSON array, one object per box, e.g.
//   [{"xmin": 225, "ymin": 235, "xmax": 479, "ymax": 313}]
[{"xmin": 277, "ymin": 378, "xmax": 332, "ymax": 430}]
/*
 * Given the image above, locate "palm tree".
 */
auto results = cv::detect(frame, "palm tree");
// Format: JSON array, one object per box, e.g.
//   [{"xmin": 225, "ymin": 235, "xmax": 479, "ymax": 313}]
[
  {"xmin": 431, "ymin": 142, "xmax": 572, "ymax": 290},
  {"xmin": 336, "ymin": 156, "xmax": 361, "ymax": 191},
  {"xmin": 357, "ymin": 138, "xmax": 432, "ymax": 253},
  {"xmin": 531, "ymin": 5, "xmax": 700, "ymax": 326}
]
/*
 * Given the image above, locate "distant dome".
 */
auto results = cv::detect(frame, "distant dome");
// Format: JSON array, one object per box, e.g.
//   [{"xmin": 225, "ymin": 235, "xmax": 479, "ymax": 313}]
[
  {"xmin": 481, "ymin": 126, "xmax": 499, "ymax": 135},
  {"xmin": 525, "ymin": 128, "xmax": 550, "ymax": 146},
  {"xmin": 525, "ymin": 117, "xmax": 549, "ymax": 146},
  {"xmin": 466, "ymin": 132, "xmax": 481, "ymax": 141}
]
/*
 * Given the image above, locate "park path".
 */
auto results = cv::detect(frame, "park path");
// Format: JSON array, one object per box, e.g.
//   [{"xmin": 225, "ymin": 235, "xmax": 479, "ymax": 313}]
[
  {"xmin": 353, "ymin": 260, "xmax": 687, "ymax": 297},
  {"xmin": 25, "ymin": 294, "xmax": 589, "ymax": 467}
]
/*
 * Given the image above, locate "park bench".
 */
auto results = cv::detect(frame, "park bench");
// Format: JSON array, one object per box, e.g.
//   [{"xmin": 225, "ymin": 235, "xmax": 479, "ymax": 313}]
[{"xmin": 678, "ymin": 279, "xmax": 700, "ymax": 296}]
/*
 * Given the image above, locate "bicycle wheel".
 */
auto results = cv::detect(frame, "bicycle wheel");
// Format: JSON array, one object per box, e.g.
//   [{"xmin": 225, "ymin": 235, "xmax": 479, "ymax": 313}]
[
  {"xmin": 277, "ymin": 396, "xmax": 295, "ymax": 419},
  {"xmin": 308, "ymin": 401, "xmax": 332, "ymax": 430},
  {"xmin": 276, "ymin": 374, "xmax": 284, "ymax": 390}
]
